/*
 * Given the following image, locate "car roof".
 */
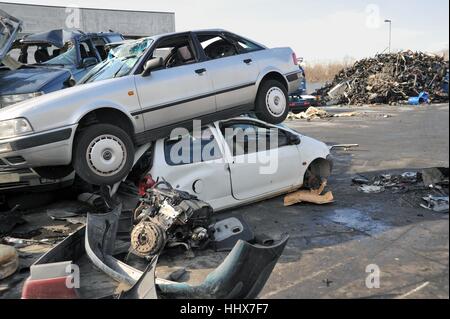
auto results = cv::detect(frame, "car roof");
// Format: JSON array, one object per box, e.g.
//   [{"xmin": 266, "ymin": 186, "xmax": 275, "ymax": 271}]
[
  {"xmin": 150, "ymin": 29, "xmax": 227, "ymax": 41},
  {"xmin": 21, "ymin": 29, "xmax": 122, "ymax": 47}
]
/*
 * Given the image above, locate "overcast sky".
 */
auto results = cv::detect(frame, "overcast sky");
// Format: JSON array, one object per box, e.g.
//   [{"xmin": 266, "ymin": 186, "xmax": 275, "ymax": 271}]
[{"xmin": 3, "ymin": 0, "xmax": 449, "ymax": 63}]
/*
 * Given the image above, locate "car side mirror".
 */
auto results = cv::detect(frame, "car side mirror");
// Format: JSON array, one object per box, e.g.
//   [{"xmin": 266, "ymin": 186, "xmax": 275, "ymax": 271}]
[
  {"xmin": 288, "ymin": 134, "xmax": 301, "ymax": 145},
  {"xmin": 82, "ymin": 57, "xmax": 98, "ymax": 68},
  {"xmin": 142, "ymin": 57, "xmax": 164, "ymax": 77}
]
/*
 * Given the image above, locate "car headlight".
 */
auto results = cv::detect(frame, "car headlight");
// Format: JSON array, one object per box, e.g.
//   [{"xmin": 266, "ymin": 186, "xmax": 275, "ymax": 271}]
[
  {"xmin": 0, "ymin": 92, "xmax": 44, "ymax": 108},
  {"xmin": 0, "ymin": 118, "xmax": 34, "ymax": 140}
]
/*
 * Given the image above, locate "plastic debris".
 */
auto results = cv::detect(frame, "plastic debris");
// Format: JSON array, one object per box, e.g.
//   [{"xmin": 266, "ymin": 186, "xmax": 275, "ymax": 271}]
[{"xmin": 408, "ymin": 92, "xmax": 430, "ymax": 105}]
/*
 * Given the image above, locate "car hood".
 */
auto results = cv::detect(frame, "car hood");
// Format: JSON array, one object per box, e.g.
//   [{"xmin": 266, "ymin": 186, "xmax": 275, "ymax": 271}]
[
  {"xmin": 0, "ymin": 67, "xmax": 71, "ymax": 95},
  {"xmin": 0, "ymin": 9, "xmax": 22, "ymax": 61}
]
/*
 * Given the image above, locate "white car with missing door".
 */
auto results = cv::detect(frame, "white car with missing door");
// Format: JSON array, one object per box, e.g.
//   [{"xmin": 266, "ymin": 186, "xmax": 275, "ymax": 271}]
[
  {"xmin": 145, "ymin": 117, "xmax": 332, "ymax": 211},
  {"xmin": 0, "ymin": 29, "xmax": 303, "ymax": 186}
]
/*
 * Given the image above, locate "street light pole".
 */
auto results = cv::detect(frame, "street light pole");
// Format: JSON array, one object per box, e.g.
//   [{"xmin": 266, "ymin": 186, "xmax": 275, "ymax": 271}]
[{"xmin": 384, "ymin": 19, "xmax": 392, "ymax": 53}]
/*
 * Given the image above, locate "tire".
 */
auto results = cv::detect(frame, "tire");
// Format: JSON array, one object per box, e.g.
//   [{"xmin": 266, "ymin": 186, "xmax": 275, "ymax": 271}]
[
  {"xmin": 73, "ymin": 124, "xmax": 134, "ymax": 186},
  {"xmin": 255, "ymin": 80, "xmax": 289, "ymax": 124}
]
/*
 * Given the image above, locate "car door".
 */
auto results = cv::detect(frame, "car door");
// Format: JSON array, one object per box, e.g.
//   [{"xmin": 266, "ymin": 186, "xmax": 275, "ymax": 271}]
[
  {"xmin": 150, "ymin": 125, "xmax": 232, "ymax": 210},
  {"xmin": 0, "ymin": 9, "xmax": 22, "ymax": 61},
  {"xmin": 194, "ymin": 32, "xmax": 260, "ymax": 112},
  {"xmin": 71, "ymin": 38, "xmax": 101, "ymax": 82},
  {"xmin": 134, "ymin": 33, "xmax": 216, "ymax": 130},
  {"xmin": 219, "ymin": 120, "xmax": 303, "ymax": 200}
]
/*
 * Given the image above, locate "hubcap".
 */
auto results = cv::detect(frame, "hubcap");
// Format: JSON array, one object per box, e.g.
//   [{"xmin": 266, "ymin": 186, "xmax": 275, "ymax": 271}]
[
  {"xmin": 86, "ymin": 134, "xmax": 127, "ymax": 176},
  {"xmin": 266, "ymin": 87, "xmax": 286, "ymax": 117}
]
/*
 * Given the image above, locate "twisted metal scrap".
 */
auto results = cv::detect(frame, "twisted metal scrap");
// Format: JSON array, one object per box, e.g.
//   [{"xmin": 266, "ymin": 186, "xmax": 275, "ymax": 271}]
[{"xmin": 316, "ymin": 51, "xmax": 449, "ymax": 105}]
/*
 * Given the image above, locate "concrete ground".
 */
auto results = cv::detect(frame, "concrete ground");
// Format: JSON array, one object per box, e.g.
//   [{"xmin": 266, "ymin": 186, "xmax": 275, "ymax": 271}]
[{"xmin": 1, "ymin": 103, "xmax": 448, "ymax": 299}]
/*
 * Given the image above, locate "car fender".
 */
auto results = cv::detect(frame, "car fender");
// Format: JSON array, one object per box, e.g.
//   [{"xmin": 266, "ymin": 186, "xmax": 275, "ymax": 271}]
[
  {"xmin": 296, "ymin": 135, "xmax": 331, "ymax": 172},
  {"xmin": 73, "ymin": 99, "xmax": 137, "ymax": 129},
  {"xmin": 255, "ymin": 66, "xmax": 288, "ymax": 89}
]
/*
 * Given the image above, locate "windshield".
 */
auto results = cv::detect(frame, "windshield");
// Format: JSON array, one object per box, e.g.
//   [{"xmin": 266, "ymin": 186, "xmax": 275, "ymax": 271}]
[
  {"xmin": 80, "ymin": 38, "xmax": 153, "ymax": 84},
  {"xmin": 43, "ymin": 42, "xmax": 77, "ymax": 65}
]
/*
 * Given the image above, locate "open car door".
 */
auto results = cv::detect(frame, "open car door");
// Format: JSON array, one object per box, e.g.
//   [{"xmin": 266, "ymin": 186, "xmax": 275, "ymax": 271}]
[{"xmin": 0, "ymin": 9, "xmax": 22, "ymax": 61}]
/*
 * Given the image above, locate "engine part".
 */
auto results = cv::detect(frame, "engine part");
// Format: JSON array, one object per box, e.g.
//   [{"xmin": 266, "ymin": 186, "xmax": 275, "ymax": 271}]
[
  {"xmin": 131, "ymin": 221, "xmax": 167, "ymax": 257},
  {"xmin": 130, "ymin": 180, "xmax": 213, "ymax": 258}
]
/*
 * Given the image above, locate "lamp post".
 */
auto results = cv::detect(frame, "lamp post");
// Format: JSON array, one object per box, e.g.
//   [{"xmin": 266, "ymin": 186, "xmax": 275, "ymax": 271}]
[{"xmin": 384, "ymin": 19, "xmax": 392, "ymax": 53}]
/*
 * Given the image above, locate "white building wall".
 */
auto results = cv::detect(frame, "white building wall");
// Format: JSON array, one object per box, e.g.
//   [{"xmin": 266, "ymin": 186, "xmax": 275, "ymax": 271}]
[{"xmin": 0, "ymin": 2, "xmax": 175, "ymax": 37}]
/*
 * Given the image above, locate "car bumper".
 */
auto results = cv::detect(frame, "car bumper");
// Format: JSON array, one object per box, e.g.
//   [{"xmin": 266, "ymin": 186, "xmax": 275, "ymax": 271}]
[
  {"xmin": 0, "ymin": 125, "xmax": 77, "ymax": 171},
  {"xmin": 0, "ymin": 167, "xmax": 74, "ymax": 192}
]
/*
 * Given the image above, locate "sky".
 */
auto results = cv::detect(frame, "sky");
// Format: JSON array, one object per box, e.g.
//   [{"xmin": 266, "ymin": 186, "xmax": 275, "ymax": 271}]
[{"xmin": 2, "ymin": 0, "xmax": 449, "ymax": 63}]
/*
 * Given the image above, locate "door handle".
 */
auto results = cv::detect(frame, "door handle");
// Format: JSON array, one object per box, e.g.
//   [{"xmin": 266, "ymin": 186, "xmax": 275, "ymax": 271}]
[
  {"xmin": 195, "ymin": 68, "xmax": 207, "ymax": 75},
  {"xmin": 243, "ymin": 59, "xmax": 253, "ymax": 64}
]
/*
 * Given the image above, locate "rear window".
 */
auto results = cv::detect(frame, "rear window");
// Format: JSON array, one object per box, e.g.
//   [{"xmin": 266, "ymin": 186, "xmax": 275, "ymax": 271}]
[{"xmin": 227, "ymin": 34, "xmax": 264, "ymax": 53}]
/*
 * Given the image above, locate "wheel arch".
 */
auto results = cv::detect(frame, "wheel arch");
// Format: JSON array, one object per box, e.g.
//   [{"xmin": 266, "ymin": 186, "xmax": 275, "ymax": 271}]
[
  {"xmin": 76, "ymin": 107, "xmax": 135, "ymax": 138},
  {"xmin": 256, "ymin": 70, "xmax": 289, "ymax": 92},
  {"xmin": 303, "ymin": 157, "xmax": 333, "ymax": 189}
]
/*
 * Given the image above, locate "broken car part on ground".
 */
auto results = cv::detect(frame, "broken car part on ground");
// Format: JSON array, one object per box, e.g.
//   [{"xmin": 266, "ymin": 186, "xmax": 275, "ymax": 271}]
[
  {"xmin": 20, "ymin": 183, "xmax": 289, "ymax": 299},
  {"xmin": 353, "ymin": 168, "xmax": 449, "ymax": 213}
]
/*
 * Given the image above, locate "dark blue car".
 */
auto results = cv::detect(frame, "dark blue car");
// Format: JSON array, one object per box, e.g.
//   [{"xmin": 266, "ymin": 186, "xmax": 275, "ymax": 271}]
[{"xmin": 1, "ymin": 10, "xmax": 123, "ymax": 109}]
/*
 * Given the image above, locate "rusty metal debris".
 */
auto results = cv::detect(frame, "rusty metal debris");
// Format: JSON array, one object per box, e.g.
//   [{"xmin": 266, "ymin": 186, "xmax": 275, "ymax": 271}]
[
  {"xmin": 284, "ymin": 181, "xmax": 334, "ymax": 206},
  {"xmin": 316, "ymin": 51, "xmax": 449, "ymax": 105}
]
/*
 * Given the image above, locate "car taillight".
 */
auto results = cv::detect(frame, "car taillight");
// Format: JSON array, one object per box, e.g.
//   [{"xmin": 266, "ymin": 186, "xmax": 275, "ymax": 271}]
[
  {"xmin": 21, "ymin": 262, "xmax": 79, "ymax": 299},
  {"xmin": 292, "ymin": 52, "xmax": 298, "ymax": 65},
  {"xmin": 22, "ymin": 277, "xmax": 79, "ymax": 299},
  {"xmin": 139, "ymin": 175, "xmax": 156, "ymax": 196}
]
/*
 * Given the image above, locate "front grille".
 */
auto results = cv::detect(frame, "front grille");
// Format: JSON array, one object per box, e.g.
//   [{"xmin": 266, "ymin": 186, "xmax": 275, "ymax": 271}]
[
  {"xmin": 0, "ymin": 181, "xmax": 30, "ymax": 189},
  {"xmin": 0, "ymin": 158, "xmax": 6, "ymax": 166},
  {"xmin": 5, "ymin": 156, "xmax": 26, "ymax": 164}
]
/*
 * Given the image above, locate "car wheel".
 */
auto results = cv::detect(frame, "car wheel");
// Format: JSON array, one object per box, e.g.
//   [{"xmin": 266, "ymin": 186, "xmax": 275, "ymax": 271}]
[
  {"xmin": 255, "ymin": 80, "xmax": 289, "ymax": 124},
  {"xmin": 73, "ymin": 124, "xmax": 134, "ymax": 186}
]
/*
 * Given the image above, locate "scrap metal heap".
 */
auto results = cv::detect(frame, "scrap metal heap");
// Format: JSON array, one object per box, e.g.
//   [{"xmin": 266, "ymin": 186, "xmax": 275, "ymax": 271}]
[{"xmin": 316, "ymin": 51, "xmax": 449, "ymax": 105}]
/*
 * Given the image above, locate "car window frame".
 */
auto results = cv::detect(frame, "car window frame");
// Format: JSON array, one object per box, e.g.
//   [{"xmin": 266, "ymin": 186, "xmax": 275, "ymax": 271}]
[
  {"xmin": 193, "ymin": 31, "xmax": 243, "ymax": 61},
  {"xmin": 219, "ymin": 120, "xmax": 292, "ymax": 157},
  {"xmin": 135, "ymin": 32, "xmax": 201, "ymax": 74},
  {"xmin": 77, "ymin": 36, "xmax": 102, "ymax": 67},
  {"xmin": 163, "ymin": 125, "xmax": 225, "ymax": 166}
]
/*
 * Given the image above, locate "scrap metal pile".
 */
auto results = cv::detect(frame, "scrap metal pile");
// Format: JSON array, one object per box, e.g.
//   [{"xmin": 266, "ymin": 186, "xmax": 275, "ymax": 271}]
[{"xmin": 316, "ymin": 51, "xmax": 449, "ymax": 105}]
